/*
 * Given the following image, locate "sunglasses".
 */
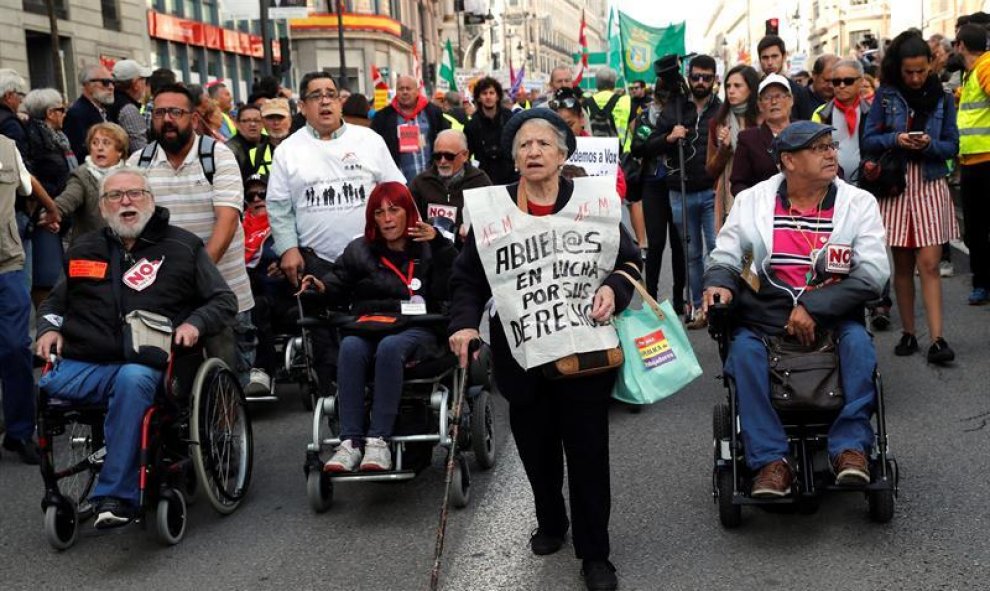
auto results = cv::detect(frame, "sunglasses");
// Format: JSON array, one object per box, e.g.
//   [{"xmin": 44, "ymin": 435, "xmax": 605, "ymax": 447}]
[
  {"xmin": 549, "ymin": 97, "xmax": 580, "ymax": 110},
  {"xmin": 86, "ymin": 78, "xmax": 114, "ymax": 87},
  {"xmin": 432, "ymin": 151, "xmax": 463, "ymax": 162},
  {"xmin": 689, "ymin": 73, "xmax": 715, "ymax": 82},
  {"xmin": 246, "ymin": 191, "xmax": 267, "ymax": 201},
  {"xmin": 829, "ymin": 76, "xmax": 861, "ymax": 87}
]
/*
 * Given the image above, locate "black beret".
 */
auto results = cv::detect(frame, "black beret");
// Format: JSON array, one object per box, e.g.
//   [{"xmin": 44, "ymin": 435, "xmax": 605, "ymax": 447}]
[{"xmin": 500, "ymin": 109, "xmax": 578, "ymax": 159}]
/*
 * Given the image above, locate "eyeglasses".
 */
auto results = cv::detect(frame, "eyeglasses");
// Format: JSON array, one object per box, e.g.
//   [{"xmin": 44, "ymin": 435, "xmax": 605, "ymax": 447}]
[
  {"xmin": 829, "ymin": 76, "xmax": 861, "ymax": 87},
  {"xmin": 86, "ymin": 78, "xmax": 114, "ymax": 87},
  {"xmin": 689, "ymin": 73, "xmax": 715, "ymax": 82},
  {"xmin": 246, "ymin": 190, "xmax": 267, "ymax": 201},
  {"xmin": 803, "ymin": 141, "xmax": 840, "ymax": 155},
  {"xmin": 101, "ymin": 189, "xmax": 151, "ymax": 202},
  {"xmin": 549, "ymin": 97, "xmax": 580, "ymax": 110},
  {"xmin": 432, "ymin": 151, "xmax": 464, "ymax": 162},
  {"xmin": 759, "ymin": 92, "xmax": 791, "ymax": 103},
  {"xmin": 151, "ymin": 107, "xmax": 191, "ymax": 119},
  {"xmin": 303, "ymin": 90, "xmax": 339, "ymax": 102}
]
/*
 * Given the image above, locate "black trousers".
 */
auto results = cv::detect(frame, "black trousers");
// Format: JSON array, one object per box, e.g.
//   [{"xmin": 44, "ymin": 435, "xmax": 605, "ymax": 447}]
[
  {"xmin": 301, "ymin": 249, "xmax": 339, "ymax": 391},
  {"xmin": 507, "ymin": 370, "xmax": 614, "ymax": 561},
  {"xmin": 961, "ymin": 162, "xmax": 990, "ymax": 289},
  {"xmin": 642, "ymin": 177, "xmax": 686, "ymax": 307}
]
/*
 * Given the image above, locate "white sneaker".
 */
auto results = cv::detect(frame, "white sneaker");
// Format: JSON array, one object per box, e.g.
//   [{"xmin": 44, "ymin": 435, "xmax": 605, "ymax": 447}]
[
  {"xmin": 939, "ymin": 261, "xmax": 954, "ymax": 278},
  {"xmin": 244, "ymin": 368, "xmax": 272, "ymax": 396},
  {"xmin": 359, "ymin": 437, "xmax": 392, "ymax": 471},
  {"xmin": 323, "ymin": 439, "xmax": 362, "ymax": 473}
]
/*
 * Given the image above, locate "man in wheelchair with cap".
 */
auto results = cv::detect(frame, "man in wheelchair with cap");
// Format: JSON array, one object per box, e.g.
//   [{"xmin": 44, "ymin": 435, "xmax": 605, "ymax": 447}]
[
  {"xmin": 35, "ymin": 166, "xmax": 237, "ymax": 527},
  {"xmin": 702, "ymin": 121, "xmax": 890, "ymax": 497}
]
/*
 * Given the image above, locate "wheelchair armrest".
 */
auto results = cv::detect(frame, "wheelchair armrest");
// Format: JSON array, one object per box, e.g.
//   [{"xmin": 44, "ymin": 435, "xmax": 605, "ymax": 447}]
[
  {"xmin": 707, "ymin": 303, "xmax": 733, "ymax": 341},
  {"xmin": 405, "ymin": 313, "xmax": 449, "ymax": 328}
]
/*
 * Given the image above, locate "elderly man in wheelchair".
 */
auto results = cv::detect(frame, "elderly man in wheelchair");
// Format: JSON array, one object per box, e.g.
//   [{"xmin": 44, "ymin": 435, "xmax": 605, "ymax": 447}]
[
  {"xmin": 35, "ymin": 167, "xmax": 237, "ymax": 530},
  {"xmin": 702, "ymin": 121, "xmax": 890, "ymax": 500}
]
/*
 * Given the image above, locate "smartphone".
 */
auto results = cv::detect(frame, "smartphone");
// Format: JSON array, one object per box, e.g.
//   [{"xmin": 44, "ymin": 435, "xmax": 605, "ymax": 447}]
[{"xmin": 907, "ymin": 131, "xmax": 924, "ymax": 137}]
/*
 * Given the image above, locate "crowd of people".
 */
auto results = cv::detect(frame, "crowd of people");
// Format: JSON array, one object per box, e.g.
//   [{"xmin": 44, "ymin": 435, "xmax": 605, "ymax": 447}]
[{"xmin": 2, "ymin": 11, "xmax": 990, "ymax": 590}]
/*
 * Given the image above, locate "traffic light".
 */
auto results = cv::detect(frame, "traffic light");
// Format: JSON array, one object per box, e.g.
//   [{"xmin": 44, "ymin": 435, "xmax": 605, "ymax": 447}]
[{"xmin": 765, "ymin": 18, "xmax": 779, "ymax": 35}]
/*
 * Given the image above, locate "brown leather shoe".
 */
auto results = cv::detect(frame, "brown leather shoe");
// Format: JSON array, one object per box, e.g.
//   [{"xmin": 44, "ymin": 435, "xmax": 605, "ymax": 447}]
[
  {"xmin": 833, "ymin": 449, "xmax": 870, "ymax": 486},
  {"xmin": 750, "ymin": 459, "xmax": 792, "ymax": 498}
]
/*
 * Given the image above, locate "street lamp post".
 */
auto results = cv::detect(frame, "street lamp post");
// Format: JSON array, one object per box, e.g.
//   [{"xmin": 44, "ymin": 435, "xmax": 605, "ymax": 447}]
[
  {"xmin": 335, "ymin": 0, "xmax": 347, "ymax": 85},
  {"xmin": 260, "ymin": 0, "xmax": 273, "ymax": 77}
]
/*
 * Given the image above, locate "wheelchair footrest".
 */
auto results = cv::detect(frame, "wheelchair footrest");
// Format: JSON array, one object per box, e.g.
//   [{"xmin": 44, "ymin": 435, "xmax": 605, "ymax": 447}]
[{"xmin": 327, "ymin": 470, "xmax": 417, "ymax": 483}]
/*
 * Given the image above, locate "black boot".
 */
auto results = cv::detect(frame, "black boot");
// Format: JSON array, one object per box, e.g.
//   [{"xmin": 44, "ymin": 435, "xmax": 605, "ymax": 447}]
[{"xmin": 582, "ymin": 560, "xmax": 618, "ymax": 591}]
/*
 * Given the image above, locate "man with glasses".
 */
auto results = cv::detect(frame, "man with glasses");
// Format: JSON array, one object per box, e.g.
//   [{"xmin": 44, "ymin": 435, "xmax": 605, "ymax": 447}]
[
  {"xmin": 108, "ymin": 60, "xmax": 152, "ymax": 154},
  {"xmin": 0, "ymin": 69, "xmax": 29, "ymax": 151},
  {"xmin": 703, "ymin": 121, "xmax": 888, "ymax": 498},
  {"xmin": 248, "ymin": 98, "xmax": 292, "ymax": 176},
  {"xmin": 409, "ymin": 129, "xmax": 492, "ymax": 242},
  {"xmin": 128, "ymin": 84, "xmax": 261, "ymax": 393},
  {"xmin": 267, "ymin": 71, "xmax": 405, "ymax": 392},
  {"xmin": 812, "ymin": 59, "xmax": 868, "ymax": 183},
  {"xmin": 228, "ymin": 104, "xmax": 263, "ymax": 177},
  {"xmin": 649, "ymin": 54, "xmax": 722, "ymax": 328},
  {"xmin": 64, "ymin": 64, "xmax": 116, "ymax": 159},
  {"xmin": 371, "ymin": 74, "xmax": 449, "ymax": 182},
  {"xmin": 36, "ymin": 166, "xmax": 236, "ymax": 528}
]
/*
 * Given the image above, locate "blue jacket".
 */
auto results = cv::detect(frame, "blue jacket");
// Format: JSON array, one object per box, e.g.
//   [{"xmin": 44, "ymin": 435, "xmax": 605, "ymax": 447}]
[{"xmin": 862, "ymin": 85, "xmax": 958, "ymax": 181}]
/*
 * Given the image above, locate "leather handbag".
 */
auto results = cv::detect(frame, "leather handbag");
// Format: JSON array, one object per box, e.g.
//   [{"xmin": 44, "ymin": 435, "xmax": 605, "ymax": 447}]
[
  {"xmin": 857, "ymin": 149, "xmax": 906, "ymax": 200},
  {"xmin": 542, "ymin": 347, "xmax": 625, "ymax": 380},
  {"xmin": 765, "ymin": 333, "xmax": 845, "ymax": 413}
]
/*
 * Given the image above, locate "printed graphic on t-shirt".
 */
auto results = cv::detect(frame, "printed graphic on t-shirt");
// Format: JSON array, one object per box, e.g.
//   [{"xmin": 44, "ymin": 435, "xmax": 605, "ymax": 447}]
[{"xmin": 302, "ymin": 182, "xmax": 368, "ymax": 209}]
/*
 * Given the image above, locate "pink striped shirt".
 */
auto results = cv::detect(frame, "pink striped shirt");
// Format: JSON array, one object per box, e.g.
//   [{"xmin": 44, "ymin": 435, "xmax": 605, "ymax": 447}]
[{"xmin": 771, "ymin": 199, "xmax": 835, "ymax": 288}]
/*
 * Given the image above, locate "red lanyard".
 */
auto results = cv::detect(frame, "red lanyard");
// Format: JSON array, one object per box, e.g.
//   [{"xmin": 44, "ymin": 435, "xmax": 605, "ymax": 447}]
[{"xmin": 380, "ymin": 257, "xmax": 416, "ymax": 296}]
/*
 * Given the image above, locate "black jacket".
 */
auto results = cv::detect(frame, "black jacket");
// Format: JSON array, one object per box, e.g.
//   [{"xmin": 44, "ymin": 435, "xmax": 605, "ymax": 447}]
[
  {"xmin": 647, "ymin": 93, "xmax": 722, "ymax": 192},
  {"xmin": 0, "ymin": 104, "xmax": 27, "ymax": 153},
  {"xmin": 409, "ymin": 162, "xmax": 492, "ymax": 231},
  {"xmin": 106, "ymin": 89, "xmax": 139, "ymax": 127},
  {"xmin": 64, "ymin": 95, "xmax": 107, "ymax": 160},
  {"xmin": 319, "ymin": 234, "xmax": 458, "ymax": 316},
  {"xmin": 370, "ymin": 102, "xmax": 449, "ymax": 168},
  {"xmin": 464, "ymin": 107, "xmax": 517, "ymax": 185},
  {"xmin": 37, "ymin": 207, "xmax": 237, "ymax": 364},
  {"xmin": 788, "ymin": 78, "xmax": 815, "ymax": 121},
  {"xmin": 23, "ymin": 118, "xmax": 71, "ymax": 197},
  {"xmin": 447, "ymin": 178, "xmax": 642, "ymax": 401}
]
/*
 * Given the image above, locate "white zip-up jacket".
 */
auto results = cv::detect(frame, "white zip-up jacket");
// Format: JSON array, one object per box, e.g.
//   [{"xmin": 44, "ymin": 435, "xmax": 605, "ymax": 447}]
[{"xmin": 704, "ymin": 173, "xmax": 890, "ymax": 335}]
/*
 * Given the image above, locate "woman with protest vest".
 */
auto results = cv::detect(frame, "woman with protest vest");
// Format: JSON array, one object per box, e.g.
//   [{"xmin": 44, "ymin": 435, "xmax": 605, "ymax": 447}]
[
  {"xmin": 297, "ymin": 182, "xmax": 457, "ymax": 473},
  {"xmin": 447, "ymin": 110, "xmax": 641, "ymax": 591}
]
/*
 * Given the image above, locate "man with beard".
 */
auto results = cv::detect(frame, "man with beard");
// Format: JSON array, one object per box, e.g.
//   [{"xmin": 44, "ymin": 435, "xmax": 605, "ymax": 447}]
[
  {"xmin": 64, "ymin": 64, "xmax": 116, "ymax": 159},
  {"xmin": 408, "ymin": 129, "xmax": 492, "ymax": 242},
  {"xmin": 128, "ymin": 84, "xmax": 263, "ymax": 393},
  {"xmin": 371, "ymin": 74, "xmax": 449, "ymax": 182},
  {"xmin": 36, "ymin": 166, "xmax": 236, "ymax": 528},
  {"xmin": 464, "ymin": 76, "xmax": 516, "ymax": 185},
  {"xmin": 248, "ymin": 98, "xmax": 292, "ymax": 176},
  {"xmin": 228, "ymin": 104, "xmax": 263, "ymax": 177},
  {"xmin": 648, "ymin": 54, "xmax": 722, "ymax": 328},
  {"xmin": 108, "ymin": 59, "xmax": 152, "ymax": 154}
]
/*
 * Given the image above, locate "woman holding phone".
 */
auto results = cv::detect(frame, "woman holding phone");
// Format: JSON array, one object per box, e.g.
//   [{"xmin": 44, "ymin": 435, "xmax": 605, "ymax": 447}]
[{"xmin": 862, "ymin": 30, "xmax": 959, "ymax": 364}]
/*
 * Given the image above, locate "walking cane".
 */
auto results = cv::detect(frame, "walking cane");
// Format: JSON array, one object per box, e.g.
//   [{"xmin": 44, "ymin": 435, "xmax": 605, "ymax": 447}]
[{"xmin": 428, "ymin": 338, "xmax": 480, "ymax": 591}]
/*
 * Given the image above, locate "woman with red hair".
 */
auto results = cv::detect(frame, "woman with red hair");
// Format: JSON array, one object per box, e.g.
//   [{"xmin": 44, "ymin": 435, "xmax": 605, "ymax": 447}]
[{"xmin": 298, "ymin": 181, "xmax": 457, "ymax": 472}]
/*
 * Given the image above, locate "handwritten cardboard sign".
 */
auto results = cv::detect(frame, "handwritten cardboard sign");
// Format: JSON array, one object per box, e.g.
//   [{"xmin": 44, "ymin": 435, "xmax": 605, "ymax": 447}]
[{"xmin": 566, "ymin": 137, "xmax": 620, "ymax": 179}]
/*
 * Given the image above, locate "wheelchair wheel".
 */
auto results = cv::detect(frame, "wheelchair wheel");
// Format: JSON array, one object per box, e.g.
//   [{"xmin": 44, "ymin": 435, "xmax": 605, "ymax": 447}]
[
  {"xmin": 450, "ymin": 453, "xmax": 471, "ymax": 509},
  {"xmin": 50, "ymin": 421, "xmax": 101, "ymax": 517},
  {"xmin": 44, "ymin": 501, "xmax": 79, "ymax": 550},
  {"xmin": 190, "ymin": 358, "xmax": 253, "ymax": 515},
  {"xmin": 868, "ymin": 488, "xmax": 895, "ymax": 523},
  {"xmin": 716, "ymin": 469, "xmax": 742, "ymax": 528},
  {"xmin": 153, "ymin": 489, "xmax": 187, "ymax": 546},
  {"xmin": 470, "ymin": 390, "xmax": 497, "ymax": 470},
  {"xmin": 306, "ymin": 470, "xmax": 334, "ymax": 513}
]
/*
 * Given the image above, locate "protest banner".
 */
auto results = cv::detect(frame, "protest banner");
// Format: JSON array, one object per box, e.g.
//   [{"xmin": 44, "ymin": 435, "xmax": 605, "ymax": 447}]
[
  {"xmin": 566, "ymin": 137, "xmax": 620, "ymax": 179},
  {"xmin": 463, "ymin": 176, "xmax": 621, "ymax": 370}
]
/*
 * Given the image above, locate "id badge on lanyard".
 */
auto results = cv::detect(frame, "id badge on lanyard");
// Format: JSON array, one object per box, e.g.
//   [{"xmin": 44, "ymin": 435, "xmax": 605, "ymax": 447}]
[{"xmin": 381, "ymin": 256, "xmax": 427, "ymax": 314}]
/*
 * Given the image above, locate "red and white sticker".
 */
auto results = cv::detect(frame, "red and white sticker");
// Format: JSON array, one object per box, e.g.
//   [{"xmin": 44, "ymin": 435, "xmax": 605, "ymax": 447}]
[
  {"xmin": 825, "ymin": 244, "xmax": 852, "ymax": 274},
  {"xmin": 123, "ymin": 257, "xmax": 164, "ymax": 291},
  {"xmin": 427, "ymin": 203, "xmax": 458, "ymax": 221}
]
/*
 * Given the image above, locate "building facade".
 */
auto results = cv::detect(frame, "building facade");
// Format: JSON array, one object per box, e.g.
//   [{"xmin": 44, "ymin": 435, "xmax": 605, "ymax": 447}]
[{"xmin": 0, "ymin": 0, "xmax": 148, "ymax": 98}]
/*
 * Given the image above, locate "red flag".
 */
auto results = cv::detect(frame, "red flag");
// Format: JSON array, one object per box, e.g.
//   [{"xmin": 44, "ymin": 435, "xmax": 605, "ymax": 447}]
[
  {"xmin": 573, "ymin": 10, "xmax": 589, "ymax": 87},
  {"xmin": 371, "ymin": 65, "xmax": 388, "ymax": 90}
]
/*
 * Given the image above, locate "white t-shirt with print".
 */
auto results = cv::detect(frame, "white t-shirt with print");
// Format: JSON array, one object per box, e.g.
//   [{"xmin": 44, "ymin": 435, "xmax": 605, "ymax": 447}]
[{"xmin": 267, "ymin": 123, "xmax": 406, "ymax": 262}]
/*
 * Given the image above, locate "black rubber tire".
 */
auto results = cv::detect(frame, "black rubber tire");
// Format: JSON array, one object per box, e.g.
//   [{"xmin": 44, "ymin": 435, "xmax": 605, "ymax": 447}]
[
  {"xmin": 717, "ymin": 469, "xmax": 742, "ymax": 528},
  {"xmin": 154, "ymin": 490, "xmax": 187, "ymax": 546},
  {"xmin": 190, "ymin": 358, "xmax": 253, "ymax": 515},
  {"xmin": 868, "ymin": 488, "xmax": 895, "ymax": 523},
  {"xmin": 44, "ymin": 502, "xmax": 78, "ymax": 551},
  {"xmin": 713, "ymin": 403, "xmax": 732, "ymax": 441},
  {"xmin": 306, "ymin": 470, "xmax": 334, "ymax": 514},
  {"xmin": 470, "ymin": 390, "xmax": 497, "ymax": 470},
  {"xmin": 450, "ymin": 453, "xmax": 471, "ymax": 509}
]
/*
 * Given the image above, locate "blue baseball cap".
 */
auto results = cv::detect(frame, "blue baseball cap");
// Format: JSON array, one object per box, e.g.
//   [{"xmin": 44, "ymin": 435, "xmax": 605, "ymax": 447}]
[{"xmin": 771, "ymin": 121, "xmax": 836, "ymax": 164}]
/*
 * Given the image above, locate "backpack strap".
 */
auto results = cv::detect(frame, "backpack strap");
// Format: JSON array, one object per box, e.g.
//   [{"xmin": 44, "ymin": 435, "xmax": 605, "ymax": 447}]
[
  {"xmin": 137, "ymin": 141, "xmax": 158, "ymax": 169},
  {"xmin": 602, "ymin": 93, "xmax": 621, "ymax": 117},
  {"xmin": 198, "ymin": 135, "xmax": 216, "ymax": 185}
]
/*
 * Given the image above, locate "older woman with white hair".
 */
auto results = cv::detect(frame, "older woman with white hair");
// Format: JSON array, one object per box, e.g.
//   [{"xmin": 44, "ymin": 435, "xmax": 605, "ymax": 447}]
[{"xmin": 447, "ymin": 110, "xmax": 641, "ymax": 591}]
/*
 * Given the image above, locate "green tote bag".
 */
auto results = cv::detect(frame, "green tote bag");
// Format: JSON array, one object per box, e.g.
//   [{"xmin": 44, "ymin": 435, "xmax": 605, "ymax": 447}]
[{"xmin": 611, "ymin": 271, "xmax": 703, "ymax": 405}]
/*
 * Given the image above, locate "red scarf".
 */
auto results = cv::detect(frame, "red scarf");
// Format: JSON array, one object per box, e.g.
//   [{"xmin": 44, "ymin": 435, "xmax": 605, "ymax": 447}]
[
  {"xmin": 243, "ymin": 210, "xmax": 271, "ymax": 265},
  {"xmin": 832, "ymin": 97, "xmax": 860, "ymax": 137},
  {"xmin": 392, "ymin": 95, "xmax": 429, "ymax": 121}
]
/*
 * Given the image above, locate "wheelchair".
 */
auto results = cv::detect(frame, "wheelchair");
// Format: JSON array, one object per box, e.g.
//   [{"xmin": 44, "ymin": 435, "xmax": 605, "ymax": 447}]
[
  {"xmin": 37, "ymin": 349, "xmax": 253, "ymax": 549},
  {"xmin": 707, "ymin": 301, "xmax": 898, "ymax": 528},
  {"xmin": 303, "ymin": 313, "xmax": 496, "ymax": 513},
  {"xmin": 266, "ymin": 290, "xmax": 324, "ymax": 411}
]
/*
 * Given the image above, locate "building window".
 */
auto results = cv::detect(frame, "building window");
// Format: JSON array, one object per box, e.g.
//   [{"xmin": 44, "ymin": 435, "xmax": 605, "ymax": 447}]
[
  {"xmin": 848, "ymin": 29, "xmax": 871, "ymax": 49},
  {"xmin": 203, "ymin": 0, "xmax": 219, "ymax": 25},
  {"xmin": 23, "ymin": 0, "xmax": 68, "ymax": 19},
  {"xmin": 156, "ymin": 40, "xmax": 170, "ymax": 69},
  {"xmin": 102, "ymin": 0, "xmax": 122, "ymax": 31},
  {"xmin": 208, "ymin": 50, "xmax": 223, "ymax": 81}
]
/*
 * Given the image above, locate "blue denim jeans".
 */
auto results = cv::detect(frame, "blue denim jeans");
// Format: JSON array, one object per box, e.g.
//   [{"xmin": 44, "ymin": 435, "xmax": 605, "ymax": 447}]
[
  {"xmin": 39, "ymin": 360, "xmax": 162, "ymax": 504},
  {"xmin": 16, "ymin": 211, "xmax": 32, "ymax": 292},
  {"xmin": 724, "ymin": 321, "xmax": 876, "ymax": 470},
  {"xmin": 0, "ymin": 270, "xmax": 34, "ymax": 441},
  {"xmin": 669, "ymin": 189, "xmax": 716, "ymax": 309},
  {"xmin": 337, "ymin": 328, "xmax": 435, "ymax": 442}
]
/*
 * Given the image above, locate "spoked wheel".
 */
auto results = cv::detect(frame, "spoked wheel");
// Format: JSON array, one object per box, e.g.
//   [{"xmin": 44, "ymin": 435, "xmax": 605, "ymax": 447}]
[
  {"xmin": 154, "ymin": 489, "xmax": 187, "ymax": 546},
  {"xmin": 190, "ymin": 358, "xmax": 253, "ymax": 515},
  {"xmin": 50, "ymin": 421, "xmax": 102, "ymax": 518},
  {"xmin": 306, "ymin": 470, "xmax": 334, "ymax": 513},
  {"xmin": 450, "ymin": 453, "xmax": 471, "ymax": 509},
  {"xmin": 44, "ymin": 501, "xmax": 79, "ymax": 550},
  {"xmin": 470, "ymin": 390, "xmax": 497, "ymax": 470}
]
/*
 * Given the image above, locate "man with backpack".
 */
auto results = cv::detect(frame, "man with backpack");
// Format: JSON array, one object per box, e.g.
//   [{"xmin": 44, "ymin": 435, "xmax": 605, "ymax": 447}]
[
  {"xmin": 586, "ymin": 68, "xmax": 631, "ymax": 146},
  {"xmin": 129, "ymin": 84, "xmax": 268, "ymax": 394}
]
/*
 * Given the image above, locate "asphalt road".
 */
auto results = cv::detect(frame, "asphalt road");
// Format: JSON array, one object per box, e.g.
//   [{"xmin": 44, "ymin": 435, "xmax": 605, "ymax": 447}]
[{"xmin": 1, "ymin": 252, "xmax": 988, "ymax": 590}]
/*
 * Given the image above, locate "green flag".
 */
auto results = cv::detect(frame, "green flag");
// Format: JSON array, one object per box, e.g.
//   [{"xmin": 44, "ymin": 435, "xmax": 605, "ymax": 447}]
[
  {"xmin": 618, "ymin": 12, "xmax": 686, "ymax": 84},
  {"xmin": 607, "ymin": 9, "xmax": 625, "ymax": 88},
  {"xmin": 440, "ymin": 39, "xmax": 458, "ymax": 92}
]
